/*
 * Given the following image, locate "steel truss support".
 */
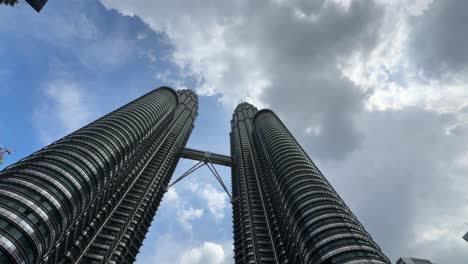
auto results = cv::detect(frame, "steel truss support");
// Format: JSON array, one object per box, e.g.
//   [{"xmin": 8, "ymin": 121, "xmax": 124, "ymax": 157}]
[{"xmin": 167, "ymin": 148, "xmax": 233, "ymax": 200}]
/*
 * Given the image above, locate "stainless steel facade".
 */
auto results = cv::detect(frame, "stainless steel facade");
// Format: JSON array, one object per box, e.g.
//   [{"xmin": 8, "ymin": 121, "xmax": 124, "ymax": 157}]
[
  {"xmin": 0, "ymin": 86, "xmax": 390, "ymax": 264},
  {"xmin": 0, "ymin": 87, "xmax": 198, "ymax": 264},
  {"xmin": 231, "ymin": 103, "xmax": 390, "ymax": 264},
  {"xmin": 231, "ymin": 103, "xmax": 284, "ymax": 263}
]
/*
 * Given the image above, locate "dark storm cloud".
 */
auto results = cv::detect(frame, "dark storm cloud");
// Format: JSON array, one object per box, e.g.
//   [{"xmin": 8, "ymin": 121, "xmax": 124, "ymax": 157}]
[
  {"xmin": 319, "ymin": 107, "xmax": 468, "ymax": 263},
  {"xmin": 241, "ymin": 0, "xmax": 384, "ymax": 160},
  {"xmin": 265, "ymin": 72, "xmax": 365, "ymax": 160},
  {"xmin": 410, "ymin": 0, "xmax": 468, "ymax": 77},
  {"xmin": 460, "ymin": 104, "xmax": 468, "ymax": 113}
]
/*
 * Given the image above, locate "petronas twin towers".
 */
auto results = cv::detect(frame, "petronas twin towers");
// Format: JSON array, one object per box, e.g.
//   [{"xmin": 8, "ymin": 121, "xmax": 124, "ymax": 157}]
[{"xmin": 0, "ymin": 87, "xmax": 390, "ymax": 264}]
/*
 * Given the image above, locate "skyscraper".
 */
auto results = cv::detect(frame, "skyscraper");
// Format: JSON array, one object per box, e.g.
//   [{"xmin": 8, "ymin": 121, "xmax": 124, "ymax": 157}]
[
  {"xmin": 231, "ymin": 103, "xmax": 283, "ymax": 263},
  {"xmin": 0, "ymin": 87, "xmax": 198, "ymax": 264},
  {"xmin": 0, "ymin": 87, "xmax": 390, "ymax": 264},
  {"xmin": 231, "ymin": 103, "xmax": 390, "ymax": 263}
]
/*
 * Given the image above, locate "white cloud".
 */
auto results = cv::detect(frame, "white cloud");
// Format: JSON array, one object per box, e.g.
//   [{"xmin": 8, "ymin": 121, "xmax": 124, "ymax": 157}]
[
  {"xmin": 180, "ymin": 241, "xmax": 232, "ymax": 264},
  {"xmin": 165, "ymin": 187, "xmax": 180, "ymax": 204},
  {"xmin": 166, "ymin": 182, "xmax": 227, "ymax": 231},
  {"xmin": 99, "ymin": 0, "xmax": 269, "ymax": 109},
  {"xmin": 137, "ymin": 32, "xmax": 148, "ymax": 40},
  {"xmin": 99, "ymin": 0, "xmax": 386, "ymax": 159},
  {"xmin": 154, "ymin": 69, "xmax": 189, "ymax": 90},
  {"xmin": 178, "ymin": 207, "xmax": 204, "ymax": 232},
  {"xmin": 99, "ymin": 0, "xmax": 468, "ymax": 121},
  {"xmin": 34, "ymin": 79, "xmax": 92, "ymax": 145},
  {"xmin": 140, "ymin": 234, "xmax": 232, "ymax": 264},
  {"xmin": 200, "ymin": 186, "xmax": 228, "ymax": 220},
  {"xmin": 190, "ymin": 183, "xmax": 228, "ymax": 221},
  {"xmin": 341, "ymin": 0, "xmax": 468, "ymax": 114},
  {"xmin": 166, "ymin": 180, "xmax": 228, "ymax": 231}
]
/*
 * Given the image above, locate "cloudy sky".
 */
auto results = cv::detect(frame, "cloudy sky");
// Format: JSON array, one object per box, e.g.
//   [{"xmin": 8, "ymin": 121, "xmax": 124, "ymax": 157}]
[{"xmin": 1, "ymin": 0, "xmax": 468, "ymax": 263}]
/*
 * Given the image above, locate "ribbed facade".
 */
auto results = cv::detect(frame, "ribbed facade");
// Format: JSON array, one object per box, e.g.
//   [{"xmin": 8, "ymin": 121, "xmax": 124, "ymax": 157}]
[
  {"xmin": 231, "ymin": 104, "xmax": 390, "ymax": 264},
  {"xmin": 0, "ymin": 87, "xmax": 198, "ymax": 264},
  {"xmin": 230, "ymin": 103, "xmax": 284, "ymax": 264},
  {"xmin": 0, "ymin": 87, "xmax": 389, "ymax": 264}
]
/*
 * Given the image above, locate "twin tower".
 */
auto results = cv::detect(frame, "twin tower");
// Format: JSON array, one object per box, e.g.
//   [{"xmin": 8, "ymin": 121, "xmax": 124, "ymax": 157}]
[{"xmin": 0, "ymin": 87, "xmax": 390, "ymax": 264}]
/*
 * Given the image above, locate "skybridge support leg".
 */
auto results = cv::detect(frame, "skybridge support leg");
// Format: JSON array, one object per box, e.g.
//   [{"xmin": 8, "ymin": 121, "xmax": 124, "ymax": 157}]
[
  {"xmin": 167, "ymin": 160, "xmax": 205, "ymax": 189},
  {"xmin": 167, "ymin": 148, "xmax": 233, "ymax": 200}
]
